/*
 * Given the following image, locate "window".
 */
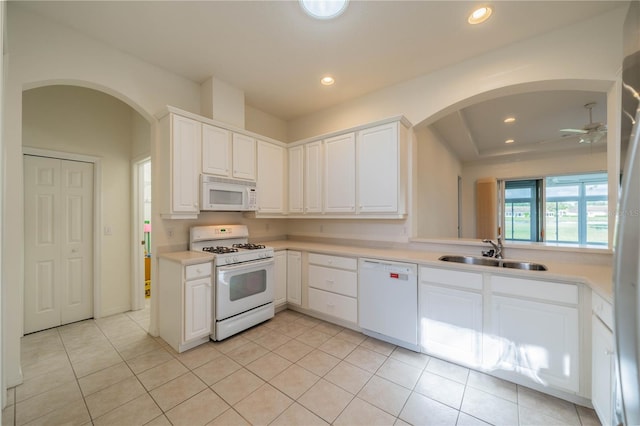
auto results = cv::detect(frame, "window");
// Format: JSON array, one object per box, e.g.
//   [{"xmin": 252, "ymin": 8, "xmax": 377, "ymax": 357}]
[
  {"xmin": 545, "ymin": 173, "xmax": 608, "ymax": 245},
  {"xmin": 502, "ymin": 172, "xmax": 607, "ymax": 245},
  {"xmin": 504, "ymin": 180, "xmax": 542, "ymax": 242}
]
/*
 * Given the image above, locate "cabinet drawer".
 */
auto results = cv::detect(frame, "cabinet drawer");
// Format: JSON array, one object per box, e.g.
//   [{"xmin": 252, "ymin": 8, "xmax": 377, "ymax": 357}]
[
  {"xmin": 185, "ymin": 262, "xmax": 212, "ymax": 280},
  {"xmin": 309, "ymin": 253, "xmax": 357, "ymax": 270},
  {"xmin": 492, "ymin": 276, "xmax": 578, "ymax": 304},
  {"xmin": 592, "ymin": 292, "xmax": 613, "ymax": 330},
  {"xmin": 309, "ymin": 288, "xmax": 357, "ymax": 323},
  {"xmin": 308, "ymin": 265, "xmax": 357, "ymax": 297},
  {"xmin": 419, "ymin": 266, "xmax": 483, "ymax": 291}
]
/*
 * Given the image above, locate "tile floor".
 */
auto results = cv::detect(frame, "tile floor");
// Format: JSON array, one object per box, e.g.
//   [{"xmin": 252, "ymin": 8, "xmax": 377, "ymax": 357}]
[{"xmin": 3, "ymin": 307, "xmax": 601, "ymax": 426}]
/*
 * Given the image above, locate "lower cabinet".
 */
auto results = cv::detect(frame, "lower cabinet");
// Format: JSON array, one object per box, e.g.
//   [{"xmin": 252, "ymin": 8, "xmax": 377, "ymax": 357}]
[
  {"xmin": 287, "ymin": 250, "xmax": 302, "ymax": 305},
  {"xmin": 488, "ymin": 276, "xmax": 580, "ymax": 393},
  {"xmin": 419, "ymin": 267, "xmax": 483, "ymax": 367},
  {"xmin": 307, "ymin": 253, "xmax": 357, "ymax": 323},
  {"xmin": 158, "ymin": 256, "xmax": 212, "ymax": 353},
  {"xmin": 592, "ymin": 293, "xmax": 615, "ymax": 426},
  {"xmin": 274, "ymin": 251, "xmax": 287, "ymax": 306}
]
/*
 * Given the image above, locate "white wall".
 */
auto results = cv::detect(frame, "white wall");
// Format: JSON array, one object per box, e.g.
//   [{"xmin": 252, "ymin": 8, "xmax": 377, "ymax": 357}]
[
  {"xmin": 461, "ymin": 149, "xmax": 608, "ymax": 239},
  {"xmin": 3, "ymin": 4, "xmax": 201, "ymax": 388},
  {"xmin": 285, "ymin": 6, "xmax": 625, "ymax": 243},
  {"xmin": 245, "ymin": 105, "xmax": 289, "ymax": 142},
  {"xmin": 131, "ymin": 111, "xmax": 151, "ymax": 160},
  {"xmin": 416, "ymin": 126, "xmax": 462, "ymax": 238}
]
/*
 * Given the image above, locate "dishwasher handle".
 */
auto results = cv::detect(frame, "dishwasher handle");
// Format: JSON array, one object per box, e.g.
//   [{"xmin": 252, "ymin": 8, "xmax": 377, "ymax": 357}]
[{"xmin": 359, "ymin": 258, "xmax": 417, "ymax": 276}]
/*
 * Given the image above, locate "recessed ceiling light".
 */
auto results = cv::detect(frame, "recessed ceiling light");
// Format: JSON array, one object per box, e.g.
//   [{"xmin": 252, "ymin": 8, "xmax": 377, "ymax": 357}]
[
  {"xmin": 320, "ymin": 76, "xmax": 335, "ymax": 86},
  {"xmin": 468, "ymin": 6, "xmax": 493, "ymax": 25},
  {"xmin": 505, "ymin": 139, "xmax": 515, "ymax": 144},
  {"xmin": 300, "ymin": 0, "xmax": 349, "ymax": 20},
  {"xmin": 504, "ymin": 117, "xmax": 516, "ymax": 123}
]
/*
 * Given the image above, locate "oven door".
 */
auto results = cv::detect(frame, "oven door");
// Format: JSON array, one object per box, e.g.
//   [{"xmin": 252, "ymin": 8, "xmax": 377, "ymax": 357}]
[{"xmin": 216, "ymin": 258, "xmax": 274, "ymax": 320}]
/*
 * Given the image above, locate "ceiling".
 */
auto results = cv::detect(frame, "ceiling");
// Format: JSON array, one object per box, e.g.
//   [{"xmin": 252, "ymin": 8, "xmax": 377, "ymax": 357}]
[
  {"xmin": 430, "ymin": 90, "xmax": 609, "ymax": 163},
  {"xmin": 14, "ymin": 0, "xmax": 624, "ymax": 122}
]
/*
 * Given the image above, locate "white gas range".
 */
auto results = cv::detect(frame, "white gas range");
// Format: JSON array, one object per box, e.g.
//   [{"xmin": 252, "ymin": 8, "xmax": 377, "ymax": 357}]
[{"xmin": 189, "ymin": 225, "xmax": 274, "ymax": 341}]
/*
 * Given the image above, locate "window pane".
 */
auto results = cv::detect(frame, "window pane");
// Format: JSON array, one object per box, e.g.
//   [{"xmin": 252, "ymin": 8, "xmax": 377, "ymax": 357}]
[
  {"xmin": 546, "ymin": 185, "xmax": 579, "ymax": 198},
  {"xmin": 587, "ymin": 200, "xmax": 608, "ymax": 244},
  {"xmin": 545, "ymin": 201, "xmax": 579, "ymax": 243},
  {"xmin": 505, "ymin": 202, "xmax": 532, "ymax": 240},
  {"xmin": 586, "ymin": 183, "xmax": 608, "ymax": 196},
  {"xmin": 505, "ymin": 187, "xmax": 531, "ymax": 199}
]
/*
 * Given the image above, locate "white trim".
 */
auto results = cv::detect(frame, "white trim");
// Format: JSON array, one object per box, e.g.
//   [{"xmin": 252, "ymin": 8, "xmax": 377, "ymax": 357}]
[
  {"xmin": 22, "ymin": 147, "xmax": 103, "ymax": 319},
  {"xmin": 131, "ymin": 157, "xmax": 150, "ymax": 311}
]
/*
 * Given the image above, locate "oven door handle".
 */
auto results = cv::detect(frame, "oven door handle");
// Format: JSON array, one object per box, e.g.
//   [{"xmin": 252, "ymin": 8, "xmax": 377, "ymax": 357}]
[{"xmin": 216, "ymin": 258, "xmax": 274, "ymax": 272}]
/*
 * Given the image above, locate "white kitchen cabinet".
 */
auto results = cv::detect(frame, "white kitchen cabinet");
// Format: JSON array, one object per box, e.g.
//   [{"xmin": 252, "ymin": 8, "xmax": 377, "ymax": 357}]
[
  {"xmin": 419, "ymin": 266, "xmax": 483, "ymax": 367},
  {"xmin": 287, "ymin": 250, "xmax": 302, "ymax": 305},
  {"xmin": 202, "ymin": 124, "xmax": 231, "ymax": 177},
  {"xmin": 288, "ymin": 145, "xmax": 304, "ymax": 213},
  {"xmin": 308, "ymin": 253, "xmax": 357, "ymax": 323},
  {"xmin": 488, "ymin": 279, "xmax": 580, "ymax": 393},
  {"xmin": 324, "ymin": 133, "xmax": 356, "ymax": 213},
  {"xmin": 158, "ymin": 113, "xmax": 201, "ymax": 219},
  {"xmin": 158, "ymin": 254, "xmax": 212, "ymax": 353},
  {"xmin": 304, "ymin": 141, "xmax": 323, "ymax": 213},
  {"xmin": 274, "ymin": 250, "xmax": 287, "ymax": 307},
  {"xmin": 232, "ymin": 133, "xmax": 256, "ymax": 181},
  {"xmin": 592, "ymin": 293, "xmax": 614, "ymax": 426},
  {"xmin": 357, "ymin": 121, "xmax": 406, "ymax": 214},
  {"xmin": 256, "ymin": 140, "xmax": 285, "ymax": 214}
]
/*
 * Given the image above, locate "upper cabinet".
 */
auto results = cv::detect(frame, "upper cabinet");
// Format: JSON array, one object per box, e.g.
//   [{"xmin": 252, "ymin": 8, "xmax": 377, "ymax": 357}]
[
  {"xmin": 232, "ymin": 133, "xmax": 256, "ymax": 181},
  {"xmin": 287, "ymin": 117, "xmax": 410, "ymax": 219},
  {"xmin": 158, "ymin": 113, "xmax": 201, "ymax": 219},
  {"xmin": 305, "ymin": 141, "xmax": 323, "ymax": 214},
  {"xmin": 324, "ymin": 133, "xmax": 356, "ymax": 213},
  {"xmin": 358, "ymin": 122, "xmax": 406, "ymax": 214},
  {"xmin": 288, "ymin": 145, "xmax": 304, "ymax": 214},
  {"xmin": 256, "ymin": 140, "xmax": 285, "ymax": 214},
  {"xmin": 202, "ymin": 124, "xmax": 231, "ymax": 176}
]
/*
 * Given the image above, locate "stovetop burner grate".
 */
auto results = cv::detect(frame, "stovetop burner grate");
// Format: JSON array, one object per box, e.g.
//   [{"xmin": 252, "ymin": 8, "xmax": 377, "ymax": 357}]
[
  {"xmin": 202, "ymin": 246, "xmax": 239, "ymax": 254},
  {"xmin": 232, "ymin": 243, "xmax": 267, "ymax": 250}
]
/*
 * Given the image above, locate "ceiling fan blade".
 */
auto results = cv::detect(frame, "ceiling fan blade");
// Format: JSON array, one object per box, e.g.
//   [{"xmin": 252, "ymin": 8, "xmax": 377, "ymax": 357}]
[{"xmin": 560, "ymin": 128, "xmax": 588, "ymax": 134}]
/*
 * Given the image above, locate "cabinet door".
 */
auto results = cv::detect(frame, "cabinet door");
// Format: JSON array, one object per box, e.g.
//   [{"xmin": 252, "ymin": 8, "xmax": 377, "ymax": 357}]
[
  {"xmin": 324, "ymin": 133, "xmax": 356, "ymax": 213},
  {"xmin": 184, "ymin": 276, "xmax": 212, "ymax": 342},
  {"xmin": 232, "ymin": 133, "xmax": 256, "ymax": 180},
  {"xmin": 357, "ymin": 122, "xmax": 398, "ymax": 213},
  {"xmin": 274, "ymin": 251, "xmax": 287, "ymax": 306},
  {"xmin": 288, "ymin": 145, "xmax": 304, "ymax": 213},
  {"xmin": 287, "ymin": 251, "xmax": 302, "ymax": 305},
  {"xmin": 419, "ymin": 284, "xmax": 483, "ymax": 367},
  {"xmin": 202, "ymin": 124, "xmax": 231, "ymax": 176},
  {"xmin": 304, "ymin": 141, "xmax": 323, "ymax": 213},
  {"xmin": 592, "ymin": 315, "xmax": 614, "ymax": 426},
  {"xmin": 257, "ymin": 141, "xmax": 285, "ymax": 213},
  {"xmin": 171, "ymin": 114, "xmax": 201, "ymax": 213},
  {"xmin": 488, "ymin": 295, "xmax": 579, "ymax": 392}
]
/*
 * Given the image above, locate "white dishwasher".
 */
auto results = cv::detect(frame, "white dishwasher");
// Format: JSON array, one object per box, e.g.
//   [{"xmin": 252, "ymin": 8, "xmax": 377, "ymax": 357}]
[{"xmin": 359, "ymin": 258, "xmax": 419, "ymax": 351}]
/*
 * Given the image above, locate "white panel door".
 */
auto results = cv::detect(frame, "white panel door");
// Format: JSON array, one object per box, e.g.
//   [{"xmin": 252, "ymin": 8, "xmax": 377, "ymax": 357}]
[
  {"xmin": 24, "ymin": 155, "xmax": 94, "ymax": 334},
  {"xmin": 324, "ymin": 133, "xmax": 356, "ymax": 213},
  {"xmin": 288, "ymin": 145, "xmax": 304, "ymax": 213},
  {"xmin": 274, "ymin": 251, "xmax": 287, "ymax": 306},
  {"xmin": 202, "ymin": 124, "xmax": 231, "ymax": 177},
  {"xmin": 232, "ymin": 133, "xmax": 256, "ymax": 180},
  {"xmin": 304, "ymin": 141, "xmax": 323, "ymax": 213},
  {"xmin": 357, "ymin": 122, "xmax": 399, "ymax": 212},
  {"xmin": 171, "ymin": 114, "xmax": 201, "ymax": 213},
  {"xmin": 287, "ymin": 251, "xmax": 301, "ymax": 305},
  {"xmin": 184, "ymin": 277, "xmax": 212, "ymax": 342},
  {"xmin": 256, "ymin": 141, "xmax": 285, "ymax": 213}
]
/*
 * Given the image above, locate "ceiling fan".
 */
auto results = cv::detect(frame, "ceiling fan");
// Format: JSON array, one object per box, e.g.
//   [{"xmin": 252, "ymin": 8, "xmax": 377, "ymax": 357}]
[{"xmin": 560, "ymin": 102, "xmax": 607, "ymax": 144}]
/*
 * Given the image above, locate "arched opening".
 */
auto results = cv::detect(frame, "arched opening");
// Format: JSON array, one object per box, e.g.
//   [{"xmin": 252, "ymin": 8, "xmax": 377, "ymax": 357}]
[{"xmin": 22, "ymin": 83, "xmax": 152, "ymax": 331}]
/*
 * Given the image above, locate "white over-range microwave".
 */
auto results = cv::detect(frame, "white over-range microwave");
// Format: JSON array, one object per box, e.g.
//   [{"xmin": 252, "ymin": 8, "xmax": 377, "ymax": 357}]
[{"xmin": 200, "ymin": 175, "xmax": 257, "ymax": 211}]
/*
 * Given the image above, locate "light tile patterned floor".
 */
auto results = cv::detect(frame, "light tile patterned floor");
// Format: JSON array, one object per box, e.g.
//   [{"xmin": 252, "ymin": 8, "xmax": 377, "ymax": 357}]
[{"xmin": 3, "ymin": 307, "xmax": 601, "ymax": 426}]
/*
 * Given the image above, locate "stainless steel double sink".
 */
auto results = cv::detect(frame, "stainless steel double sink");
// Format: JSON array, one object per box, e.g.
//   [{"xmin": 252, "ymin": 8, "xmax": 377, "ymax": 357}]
[{"xmin": 439, "ymin": 255, "xmax": 548, "ymax": 271}]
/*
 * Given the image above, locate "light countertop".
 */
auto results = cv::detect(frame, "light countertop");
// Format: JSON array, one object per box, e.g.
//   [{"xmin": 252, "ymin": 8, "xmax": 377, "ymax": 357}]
[
  {"xmin": 158, "ymin": 251, "xmax": 214, "ymax": 265},
  {"xmin": 263, "ymin": 240, "xmax": 613, "ymax": 302}
]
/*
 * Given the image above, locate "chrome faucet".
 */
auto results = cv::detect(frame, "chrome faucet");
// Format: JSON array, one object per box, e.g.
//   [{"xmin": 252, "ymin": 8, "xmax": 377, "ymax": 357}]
[{"xmin": 482, "ymin": 237, "xmax": 504, "ymax": 259}]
